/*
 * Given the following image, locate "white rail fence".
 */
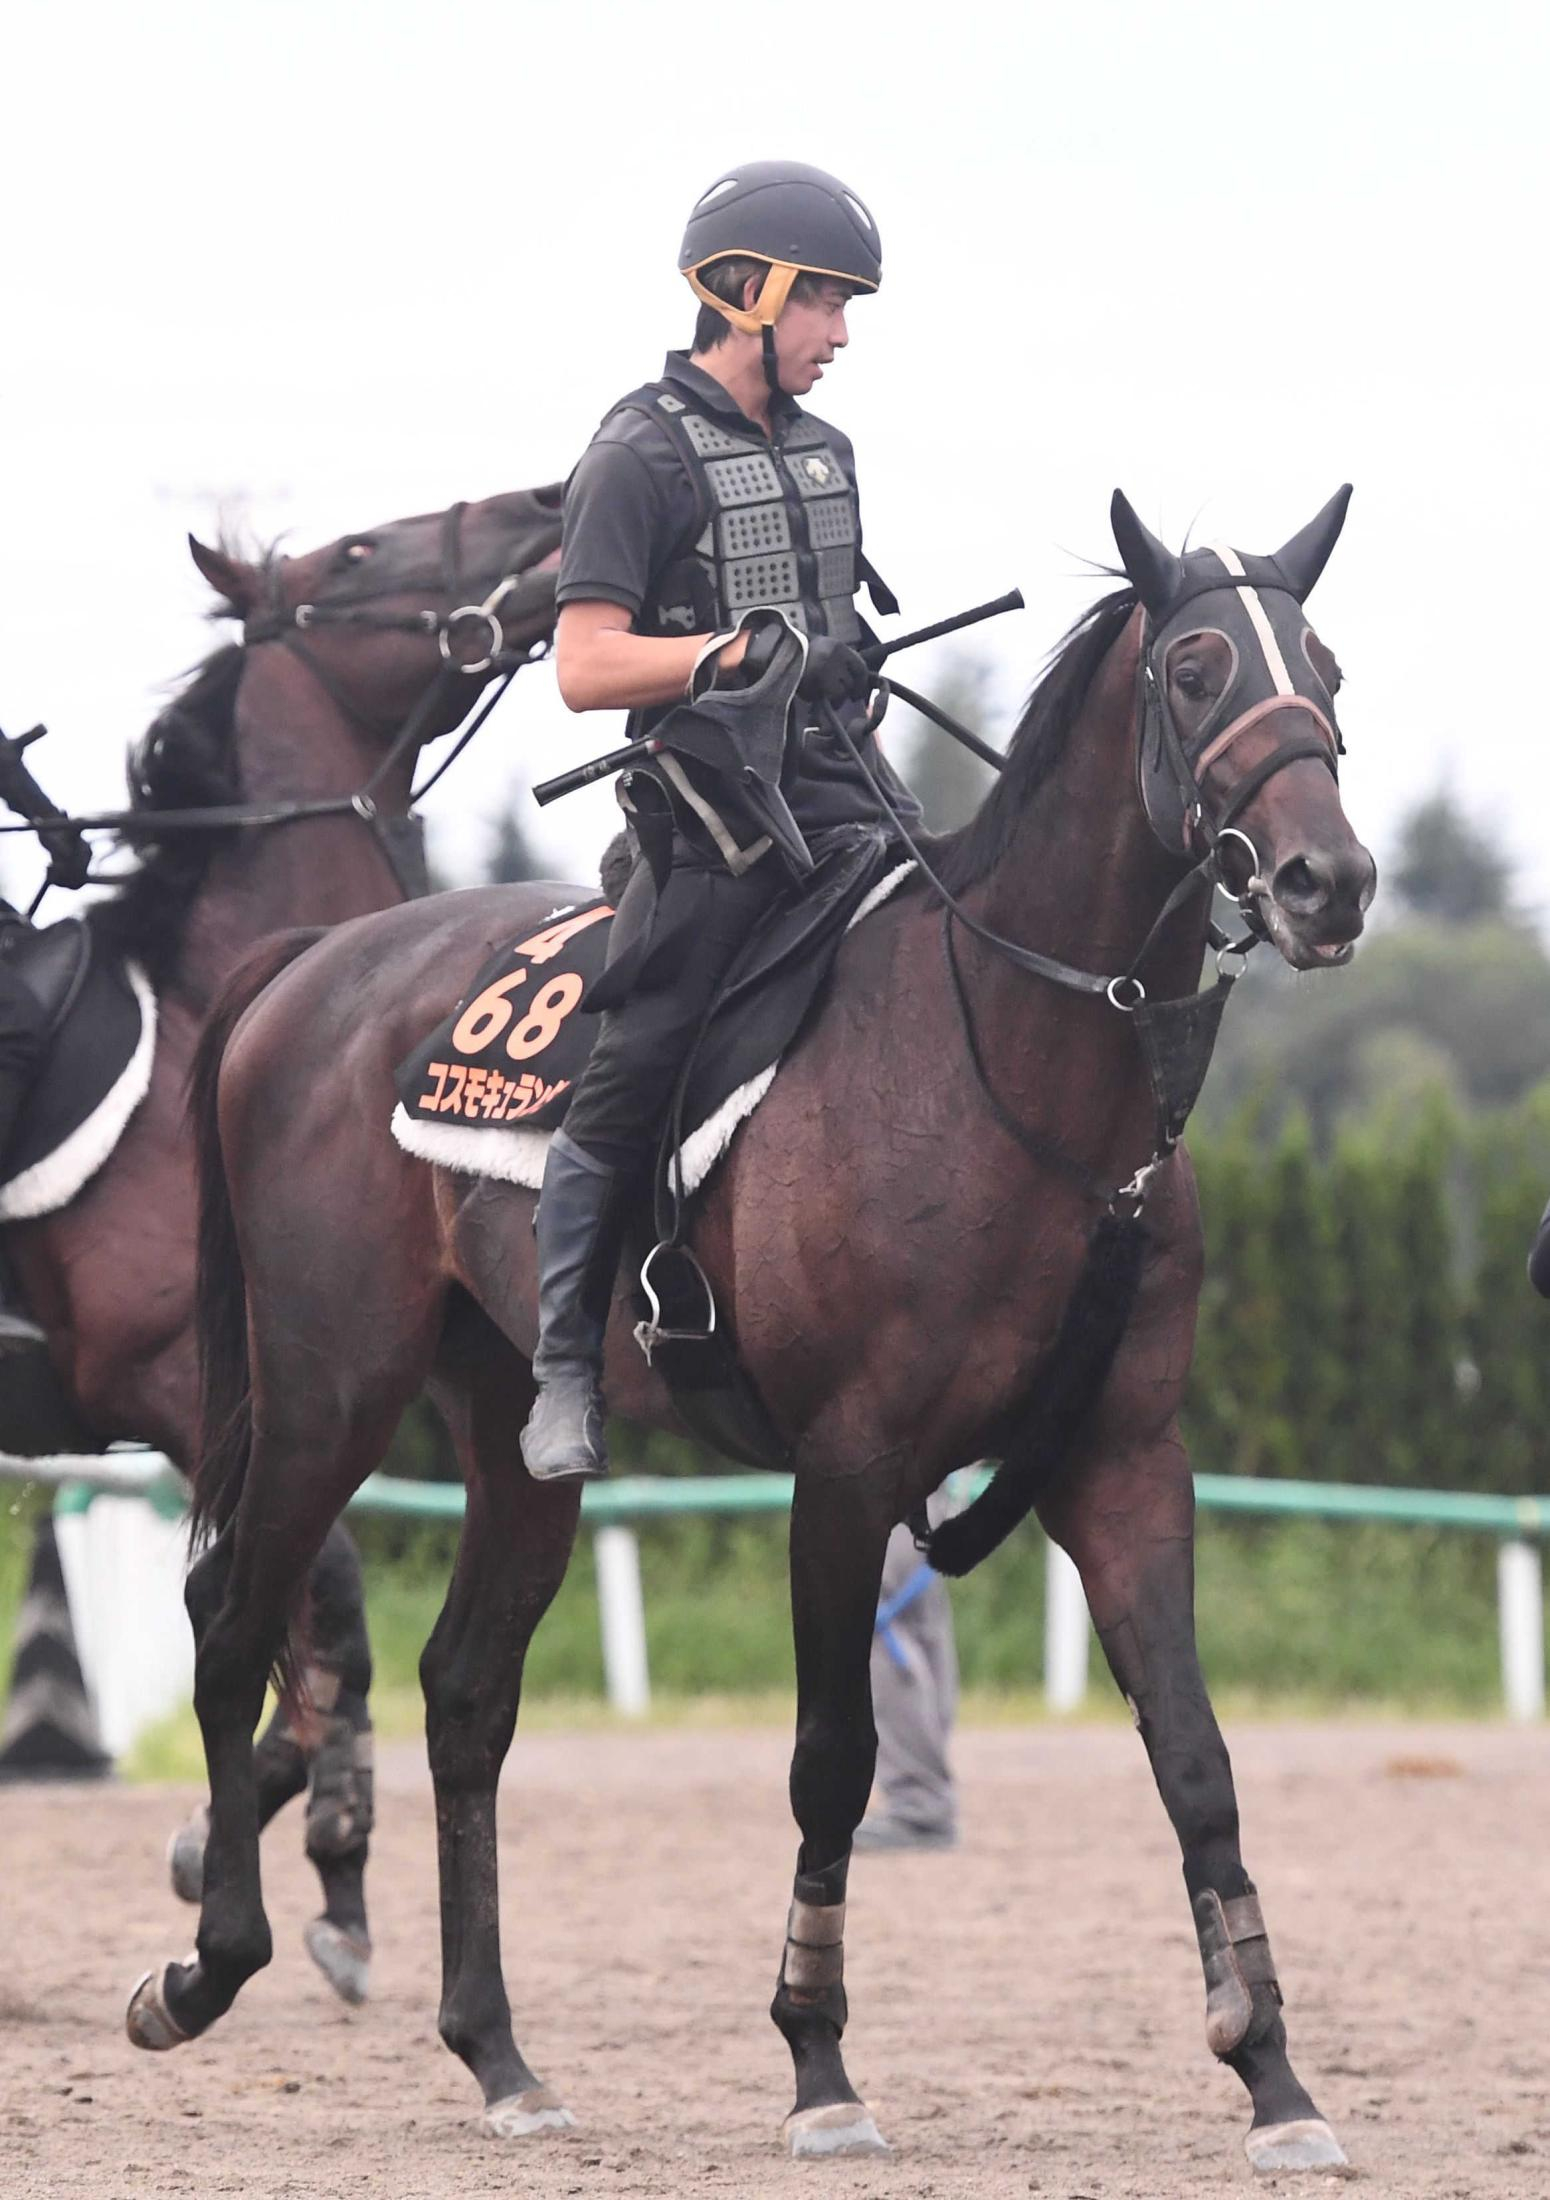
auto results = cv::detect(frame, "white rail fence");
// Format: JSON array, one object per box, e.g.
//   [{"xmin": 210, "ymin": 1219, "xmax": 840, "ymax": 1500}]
[{"xmin": 2, "ymin": 1450, "xmax": 1546, "ymax": 1753}]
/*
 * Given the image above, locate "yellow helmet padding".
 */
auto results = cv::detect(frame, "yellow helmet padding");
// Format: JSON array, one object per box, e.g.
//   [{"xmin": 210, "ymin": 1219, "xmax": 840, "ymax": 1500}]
[{"xmin": 683, "ymin": 256, "xmax": 875, "ymax": 336}]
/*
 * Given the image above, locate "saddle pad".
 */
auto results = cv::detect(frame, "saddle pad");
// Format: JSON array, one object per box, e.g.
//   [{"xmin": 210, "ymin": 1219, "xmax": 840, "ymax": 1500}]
[
  {"xmin": 392, "ymin": 848, "xmax": 915, "ymax": 1201},
  {"xmin": 0, "ymin": 949, "xmax": 156, "ymax": 1222},
  {"xmin": 395, "ymin": 900, "xmax": 615, "ymax": 1133}
]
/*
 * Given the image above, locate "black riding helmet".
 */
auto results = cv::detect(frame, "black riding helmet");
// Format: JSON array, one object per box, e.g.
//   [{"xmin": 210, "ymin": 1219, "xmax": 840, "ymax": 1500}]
[{"xmin": 680, "ymin": 161, "xmax": 881, "ymax": 389}]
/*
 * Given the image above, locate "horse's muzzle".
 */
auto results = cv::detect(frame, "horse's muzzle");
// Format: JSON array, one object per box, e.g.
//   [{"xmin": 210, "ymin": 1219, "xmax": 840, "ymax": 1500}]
[{"xmin": 1265, "ymin": 839, "xmax": 1376, "ymax": 968}]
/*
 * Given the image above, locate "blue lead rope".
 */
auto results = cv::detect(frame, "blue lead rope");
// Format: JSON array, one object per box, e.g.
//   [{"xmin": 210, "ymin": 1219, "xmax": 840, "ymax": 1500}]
[{"xmin": 874, "ymin": 1560, "xmax": 937, "ymax": 1673}]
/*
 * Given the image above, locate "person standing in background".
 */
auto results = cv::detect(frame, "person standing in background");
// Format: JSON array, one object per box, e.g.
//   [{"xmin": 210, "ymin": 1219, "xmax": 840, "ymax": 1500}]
[{"xmin": 856, "ymin": 1511, "xmax": 959, "ymax": 1851}]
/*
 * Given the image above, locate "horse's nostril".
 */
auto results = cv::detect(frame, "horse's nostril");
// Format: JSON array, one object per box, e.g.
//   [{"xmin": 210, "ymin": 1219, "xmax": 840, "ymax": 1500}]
[{"xmin": 1273, "ymin": 854, "xmax": 1331, "ymax": 915}]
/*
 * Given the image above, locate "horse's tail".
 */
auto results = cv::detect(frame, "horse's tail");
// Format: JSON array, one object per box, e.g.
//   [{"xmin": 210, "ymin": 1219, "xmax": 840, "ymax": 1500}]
[
  {"xmin": 926, "ymin": 1211, "xmax": 1149, "ymax": 1577},
  {"xmin": 188, "ymin": 927, "xmax": 326, "ymax": 1553}
]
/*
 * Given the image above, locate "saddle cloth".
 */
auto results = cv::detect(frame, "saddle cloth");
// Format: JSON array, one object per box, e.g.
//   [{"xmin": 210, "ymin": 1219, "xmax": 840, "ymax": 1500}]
[
  {"xmin": 393, "ymin": 829, "xmax": 914, "ymax": 1198},
  {"xmin": 0, "ymin": 922, "xmax": 156, "ymax": 1222}
]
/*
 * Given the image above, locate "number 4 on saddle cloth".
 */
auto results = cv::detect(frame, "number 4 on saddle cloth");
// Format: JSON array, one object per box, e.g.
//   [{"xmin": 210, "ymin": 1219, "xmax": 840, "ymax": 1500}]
[{"xmin": 392, "ymin": 825, "xmax": 912, "ymax": 1465}]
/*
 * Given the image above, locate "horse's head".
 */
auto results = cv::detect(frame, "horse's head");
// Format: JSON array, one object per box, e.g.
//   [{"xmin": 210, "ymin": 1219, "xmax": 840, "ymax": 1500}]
[
  {"xmin": 189, "ymin": 486, "xmax": 564, "ymax": 745},
  {"xmin": 1111, "ymin": 488, "xmax": 1375, "ymax": 971}
]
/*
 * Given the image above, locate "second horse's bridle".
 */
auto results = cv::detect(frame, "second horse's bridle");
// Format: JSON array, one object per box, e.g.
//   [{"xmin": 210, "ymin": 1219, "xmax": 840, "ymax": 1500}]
[{"xmin": 1, "ymin": 500, "xmax": 557, "ymax": 904}]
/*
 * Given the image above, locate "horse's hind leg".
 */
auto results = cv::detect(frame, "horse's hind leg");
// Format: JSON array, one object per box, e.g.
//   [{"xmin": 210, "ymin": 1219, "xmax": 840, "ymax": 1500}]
[
  {"xmin": 166, "ymin": 1520, "xmax": 376, "ymax": 2006},
  {"xmin": 1038, "ymin": 1415, "xmax": 1347, "ymax": 2175},
  {"xmin": 129, "ymin": 1366, "xmax": 424, "ymax": 2050},
  {"xmin": 419, "ymin": 1321, "xmax": 582, "ymax": 2136},
  {"xmin": 769, "ymin": 1470, "xmax": 895, "ymax": 2159},
  {"xmin": 296, "ymin": 1521, "xmax": 376, "ymax": 2004},
  {"xmin": 167, "ymin": 1691, "xmax": 308, "ymax": 1903}
]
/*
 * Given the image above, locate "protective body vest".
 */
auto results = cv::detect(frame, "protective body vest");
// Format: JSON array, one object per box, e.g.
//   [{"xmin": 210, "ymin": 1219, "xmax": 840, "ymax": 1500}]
[{"xmin": 606, "ymin": 381, "xmax": 872, "ymax": 644}]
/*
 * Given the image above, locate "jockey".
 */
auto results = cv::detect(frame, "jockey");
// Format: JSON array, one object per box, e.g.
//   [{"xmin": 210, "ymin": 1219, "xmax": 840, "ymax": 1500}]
[
  {"xmin": 524, "ymin": 159, "xmax": 921, "ymax": 1482},
  {"xmin": 0, "ymin": 729, "xmax": 93, "ymax": 1352}
]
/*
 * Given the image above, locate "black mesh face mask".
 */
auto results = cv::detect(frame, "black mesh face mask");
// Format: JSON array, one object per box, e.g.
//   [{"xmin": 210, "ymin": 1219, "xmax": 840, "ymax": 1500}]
[{"xmin": 1110, "ymin": 489, "xmax": 1352, "ymax": 860}]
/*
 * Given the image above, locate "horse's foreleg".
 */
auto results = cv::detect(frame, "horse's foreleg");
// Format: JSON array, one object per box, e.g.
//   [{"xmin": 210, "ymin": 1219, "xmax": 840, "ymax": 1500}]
[
  {"xmin": 1039, "ymin": 1434, "xmax": 1347, "ymax": 2175},
  {"xmin": 770, "ymin": 1473, "xmax": 894, "ymax": 2159},
  {"xmin": 420, "ymin": 1353, "xmax": 581, "ymax": 2138}
]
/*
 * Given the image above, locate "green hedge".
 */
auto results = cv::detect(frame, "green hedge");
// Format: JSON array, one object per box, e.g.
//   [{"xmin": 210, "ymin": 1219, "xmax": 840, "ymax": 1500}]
[
  {"xmin": 369, "ymin": 1083, "xmax": 1550, "ymax": 1504},
  {"xmin": 1185, "ymin": 1088, "xmax": 1550, "ymax": 1490},
  {"xmin": 5, "ymin": 1086, "xmax": 1549, "ymax": 1717}
]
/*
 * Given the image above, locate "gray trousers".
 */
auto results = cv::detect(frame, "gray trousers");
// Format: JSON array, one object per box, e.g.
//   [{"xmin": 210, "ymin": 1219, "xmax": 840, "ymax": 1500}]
[{"xmin": 870, "ymin": 1519, "xmax": 959, "ymax": 1834}]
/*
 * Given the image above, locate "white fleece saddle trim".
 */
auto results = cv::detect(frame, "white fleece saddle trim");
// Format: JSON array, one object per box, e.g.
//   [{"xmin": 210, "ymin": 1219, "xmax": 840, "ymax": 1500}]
[{"xmin": 0, "ymin": 962, "xmax": 158, "ymax": 1221}]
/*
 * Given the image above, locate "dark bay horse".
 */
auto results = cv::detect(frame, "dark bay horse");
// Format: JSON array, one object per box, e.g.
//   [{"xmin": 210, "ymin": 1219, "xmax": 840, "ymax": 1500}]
[
  {"xmin": 132, "ymin": 492, "xmax": 1373, "ymax": 2174},
  {"xmin": 8, "ymin": 487, "xmax": 560, "ymax": 1996}
]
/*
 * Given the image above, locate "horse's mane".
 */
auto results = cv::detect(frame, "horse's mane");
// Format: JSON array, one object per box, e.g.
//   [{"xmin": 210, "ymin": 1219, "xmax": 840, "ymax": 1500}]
[
  {"xmin": 85, "ymin": 642, "xmax": 247, "ymax": 986},
  {"xmin": 930, "ymin": 586, "xmax": 1138, "ymax": 893}
]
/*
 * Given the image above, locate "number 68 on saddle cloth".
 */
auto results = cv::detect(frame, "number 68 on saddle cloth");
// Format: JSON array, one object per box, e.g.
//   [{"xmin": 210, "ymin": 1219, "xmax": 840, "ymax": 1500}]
[{"xmin": 394, "ymin": 901, "xmax": 615, "ymax": 1132}]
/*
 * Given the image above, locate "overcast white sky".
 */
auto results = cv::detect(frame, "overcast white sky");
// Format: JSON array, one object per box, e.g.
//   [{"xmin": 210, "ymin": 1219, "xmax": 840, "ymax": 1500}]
[{"xmin": 4, "ymin": 0, "xmax": 1546, "ymax": 917}]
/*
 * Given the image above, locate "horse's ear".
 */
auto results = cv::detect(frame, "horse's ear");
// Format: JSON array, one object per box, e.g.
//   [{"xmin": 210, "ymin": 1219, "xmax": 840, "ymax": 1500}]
[
  {"xmin": 1110, "ymin": 490, "xmax": 1185, "ymax": 615},
  {"xmin": 1270, "ymin": 484, "xmax": 1353, "ymax": 601},
  {"xmin": 188, "ymin": 534, "xmax": 259, "ymax": 615}
]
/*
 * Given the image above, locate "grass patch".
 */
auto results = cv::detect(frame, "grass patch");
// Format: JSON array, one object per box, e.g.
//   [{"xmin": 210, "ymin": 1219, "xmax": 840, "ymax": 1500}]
[{"xmin": 5, "ymin": 1497, "xmax": 1528, "ymax": 1787}]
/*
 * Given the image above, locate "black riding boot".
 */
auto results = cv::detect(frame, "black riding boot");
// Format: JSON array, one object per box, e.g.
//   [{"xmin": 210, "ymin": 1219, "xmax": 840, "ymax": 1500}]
[
  {"xmin": 0, "ymin": 963, "xmax": 47, "ymax": 1354},
  {"xmin": 520, "ymin": 1131, "xmax": 631, "ymax": 1482}
]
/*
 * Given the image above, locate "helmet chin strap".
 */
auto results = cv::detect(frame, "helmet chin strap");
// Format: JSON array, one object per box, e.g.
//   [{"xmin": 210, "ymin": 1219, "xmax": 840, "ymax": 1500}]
[
  {"xmin": 686, "ymin": 260, "xmax": 798, "ymax": 400},
  {"xmin": 760, "ymin": 324, "xmax": 783, "ymax": 397}
]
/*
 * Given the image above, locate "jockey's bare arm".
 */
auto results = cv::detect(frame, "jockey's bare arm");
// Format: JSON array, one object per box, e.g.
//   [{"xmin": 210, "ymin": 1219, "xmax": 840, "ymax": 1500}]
[{"xmin": 555, "ymin": 600, "xmax": 749, "ymax": 714}]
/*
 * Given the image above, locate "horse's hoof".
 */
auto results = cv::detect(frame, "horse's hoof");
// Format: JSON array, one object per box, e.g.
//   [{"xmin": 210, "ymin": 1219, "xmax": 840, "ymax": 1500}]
[
  {"xmin": 1245, "ymin": 2117, "xmax": 1350, "ymax": 2174},
  {"xmin": 303, "ymin": 1919, "xmax": 370, "ymax": 2006},
  {"xmin": 482, "ymin": 2087, "xmax": 576, "ymax": 2138},
  {"xmin": 784, "ymin": 2102, "xmax": 890, "ymax": 2158},
  {"xmin": 126, "ymin": 1965, "xmax": 190, "ymax": 2052},
  {"xmin": 166, "ymin": 1808, "xmax": 208, "ymax": 1905}
]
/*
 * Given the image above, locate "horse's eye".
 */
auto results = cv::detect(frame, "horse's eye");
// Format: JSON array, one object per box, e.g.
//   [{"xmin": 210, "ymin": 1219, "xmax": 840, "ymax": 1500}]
[
  {"xmin": 1174, "ymin": 665, "xmax": 1208, "ymax": 700},
  {"xmin": 342, "ymin": 540, "xmax": 375, "ymax": 565}
]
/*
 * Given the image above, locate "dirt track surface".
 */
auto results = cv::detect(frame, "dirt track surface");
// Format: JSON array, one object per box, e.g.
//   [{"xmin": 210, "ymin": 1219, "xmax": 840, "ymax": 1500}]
[{"xmin": 2, "ymin": 1719, "xmax": 1548, "ymax": 2199}]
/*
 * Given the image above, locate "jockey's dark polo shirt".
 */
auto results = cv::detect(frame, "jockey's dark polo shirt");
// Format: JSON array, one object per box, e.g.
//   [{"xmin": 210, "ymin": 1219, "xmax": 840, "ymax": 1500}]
[
  {"xmin": 557, "ymin": 352, "xmax": 920, "ymax": 845},
  {"xmin": 557, "ymin": 351, "xmax": 863, "ymax": 625}
]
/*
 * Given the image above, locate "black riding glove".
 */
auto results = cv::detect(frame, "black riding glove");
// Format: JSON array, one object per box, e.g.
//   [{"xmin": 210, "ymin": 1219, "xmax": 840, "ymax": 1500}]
[
  {"xmin": 41, "ymin": 822, "xmax": 91, "ymax": 892},
  {"xmin": 0, "ymin": 726, "xmax": 91, "ymax": 893},
  {"xmin": 796, "ymin": 634, "xmax": 872, "ymax": 708}
]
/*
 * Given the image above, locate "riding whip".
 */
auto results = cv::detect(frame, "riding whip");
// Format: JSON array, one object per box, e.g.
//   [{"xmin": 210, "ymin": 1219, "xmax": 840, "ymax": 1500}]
[{"xmin": 532, "ymin": 587, "xmax": 1023, "ymax": 807}]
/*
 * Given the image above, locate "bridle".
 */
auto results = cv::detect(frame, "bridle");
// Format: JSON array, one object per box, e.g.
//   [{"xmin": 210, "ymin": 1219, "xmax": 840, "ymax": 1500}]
[
  {"xmin": 1, "ymin": 499, "xmax": 554, "ymax": 903},
  {"xmin": 826, "ymin": 565, "xmax": 1350, "ymax": 1211},
  {"xmin": 237, "ymin": 497, "xmax": 553, "ymax": 888},
  {"xmin": 1134, "ymin": 563, "xmax": 1344, "ymax": 908},
  {"xmin": 243, "ymin": 497, "xmax": 534, "ymax": 678}
]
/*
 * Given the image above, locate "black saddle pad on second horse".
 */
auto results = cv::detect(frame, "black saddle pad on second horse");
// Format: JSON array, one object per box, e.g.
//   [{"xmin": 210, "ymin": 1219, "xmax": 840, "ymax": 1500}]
[
  {"xmin": 395, "ymin": 825, "xmax": 906, "ymax": 1156},
  {"xmin": 0, "ymin": 919, "xmax": 153, "ymax": 1221}
]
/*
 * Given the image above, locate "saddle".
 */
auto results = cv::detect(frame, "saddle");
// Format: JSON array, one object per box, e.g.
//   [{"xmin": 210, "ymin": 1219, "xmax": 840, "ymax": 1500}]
[
  {"xmin": 0, "ymin": 918, "xmax": 156, "ymax": 1221},
  {"xmin": 394, "ymin": 826, "xmax": 915, "ymax": 1467},
  {"xmin": 396, "ymin": 823, "xmax": 904, "ymax": 1155}
]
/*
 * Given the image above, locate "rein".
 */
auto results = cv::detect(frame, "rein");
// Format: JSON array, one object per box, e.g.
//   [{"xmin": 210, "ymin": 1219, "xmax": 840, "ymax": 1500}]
[{"xmin": 0, "ymin": 500, "xmax": 550, "ymax": 903}]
